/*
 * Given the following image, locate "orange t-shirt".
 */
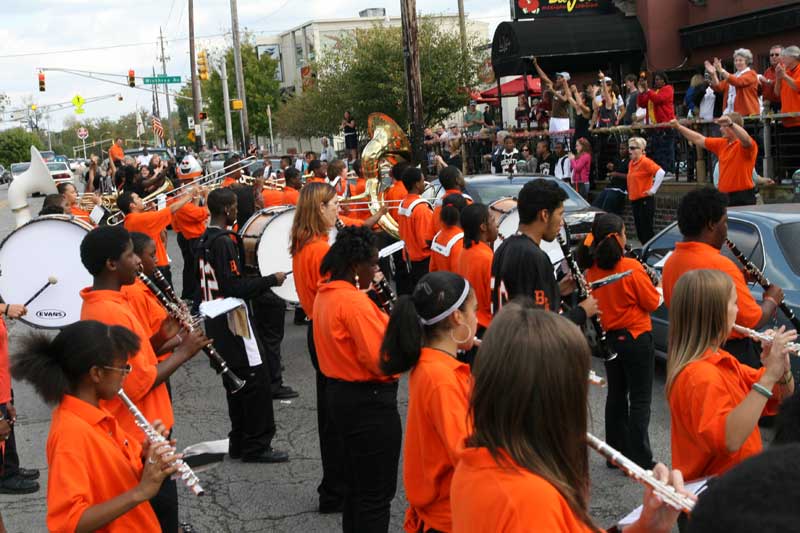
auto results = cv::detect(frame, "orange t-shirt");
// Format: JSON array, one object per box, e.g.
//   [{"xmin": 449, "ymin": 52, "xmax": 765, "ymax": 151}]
[
  {"xmin": 222, "ymin": 176, "xmax": 238, "ymax": 187},
  {"xmin": 291, "ymin": 235, "xmax": 330, "ymax": 316},
  {"xmin": 780, "ymin": 63, "xmax": 800, "ymax": 128},
  {"xmin": 456, "ymin": 242, "xmax": 493, "ymax": 328},
  {"xmin": 282, "ymin": 187, "xmax": 300, "ymax": 206},
  {"xmin": 714, "ymin": 70, "xmax": 760, "ymax": 117},
  {"xmin": 398, "ymin": 194, "xmax": 434, "ymax": 262},
  {"xmin": 451, "ymin": 447, "xmax": 599, "ymax": 533},
  {"xmin": 429, "ymin": 226, "xmax": 464, "ymax": 273},
  {"xmin": 662, "ymin": 241, "xmax": 762, "ymax": 338},
  {"xmin": 432, "ymin": 189, "xmax": 473, "ymax": 234},
  {"xmin": 80, "ymin": 288, "xmax": 173, "ymax": 438},
  {"xmin": 46, "ymin": 395, "xmax": 160, "ymax": 533},
  {"xmin": 311, "ymin": 280, "xmax": 394, "ymax": 382},
  {"xmin": 404, "ymin": 348, "xmax": 471, "ymax": 533},
  {"xmin": 585, "ymin": 257, "xmax": 661, "ymax": 339},
  {"xmin": 108, "ymin": 144, "xmax": 125, "ymax": 163},
  {"xmin": 342, "ymin": 179, "xmax": 370, "ymax": 220},
  {"xmin": 384, "ymin": 181, "xmax": 408, "ymax": 221},
  {"xmin": 261, "ymin": 188, "xmax": 286, "ymax": 208},
  {"xmin": 338, "ymin": 215, "xmax": 365, "ymax": 227},
  {"xmin": 124, "ymin": 208, "xmax": 172, "ymax": 266},
  {"xmin": 171, "ymin": 202, "xmax": 208, "ymax": 239},
  {"xmin": 668, "ymin": 347, "xmax": 779, "ymax": 481},
  {"xmin": 70, "ymin": 206, "xmax": 94, "ymax": 225},
  {"xmin": 351, "ymin": 178, "xmax": 367, "ymax": 196},
  {"xmin": 306, "ymin": 176, "xmax": 326, "ymax": 184},
  {"xmin": 705, "ymin": 137, "xmax": 757, "ymax": 193},
  {"xmin": 626, "ymin": 156, "xmax": 661, "ymax": 201},
  {"xmin": 121, "ymin": 278, "xmax": 170, "ymax": 362}
]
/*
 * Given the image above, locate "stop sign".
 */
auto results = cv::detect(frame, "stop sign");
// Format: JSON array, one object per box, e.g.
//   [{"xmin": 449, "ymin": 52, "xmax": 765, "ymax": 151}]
[{"xmin": 77, "ymin": 127, "xmax": 89, "ymax": 140}]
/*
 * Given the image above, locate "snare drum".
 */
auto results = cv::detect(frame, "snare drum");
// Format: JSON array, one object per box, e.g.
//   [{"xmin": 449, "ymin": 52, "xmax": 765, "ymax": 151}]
[
  {"xmin": 488, "ymin": 198, "xmax": 517, "ymax": 228},
  {"xmin": 239, "ymin": 207, "xmax": 299, "ymax": 304},
  {"xmin": 493, "ymin": 204, "xmax": 566, "ymax": 268},
  {"xmin": 0, "ymin": 215, "xmax": 94, "ymax": 329}
]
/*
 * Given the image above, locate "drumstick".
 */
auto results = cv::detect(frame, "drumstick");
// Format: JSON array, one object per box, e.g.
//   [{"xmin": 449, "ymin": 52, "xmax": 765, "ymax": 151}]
[{"xmin": 24, "ymin": 276, "xmax": 58, "ymax": 307}]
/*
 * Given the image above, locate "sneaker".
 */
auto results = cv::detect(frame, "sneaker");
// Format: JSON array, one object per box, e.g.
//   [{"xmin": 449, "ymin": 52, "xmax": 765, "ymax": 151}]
[
  {"xmin": 16, "ymin": 468, "xmax": 40, "ymax": 480},
  {"xmin": 272, "ymin": 385, "xmax": 299, "ymax": 400},
  {"xmin": 242, "ymin": 448, "xmax": 290, "ymax": 463},
  {"xmin": 0, "ymin": 476, "xmax": 40, "ymax": 494}
]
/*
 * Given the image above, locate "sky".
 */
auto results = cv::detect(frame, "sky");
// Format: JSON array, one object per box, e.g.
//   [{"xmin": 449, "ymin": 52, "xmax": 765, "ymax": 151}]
[{"xmin": 0, "ymin": 0, "xmax": 509, "ymax": 133}]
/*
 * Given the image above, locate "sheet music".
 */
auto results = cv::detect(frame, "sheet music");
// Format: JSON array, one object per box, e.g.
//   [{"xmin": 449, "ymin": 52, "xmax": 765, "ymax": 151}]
[{"xmin": 199, "ymin": 297, "xmax": 244, "ymax": 319}]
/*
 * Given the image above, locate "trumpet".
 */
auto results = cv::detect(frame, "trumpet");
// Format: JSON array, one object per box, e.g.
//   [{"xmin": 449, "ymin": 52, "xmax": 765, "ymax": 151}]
[
  {"xmin": 78, "ymin": 192, "xmax": 118, "ymax": 211},
  {"xmin": 732, "ymin": 324, "xmax": 800, "ymax": 354}
]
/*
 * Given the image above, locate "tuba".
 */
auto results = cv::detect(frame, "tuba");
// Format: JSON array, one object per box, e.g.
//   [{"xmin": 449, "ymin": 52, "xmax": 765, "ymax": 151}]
[{"xmin": 8, "ymin": 146, "xmax": 58, "ymax": 227}]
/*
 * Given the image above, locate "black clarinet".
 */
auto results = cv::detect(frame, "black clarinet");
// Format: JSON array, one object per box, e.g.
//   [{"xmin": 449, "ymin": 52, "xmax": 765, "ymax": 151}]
[
  {"xmin": 372, "ymin": 277, "xmax": 396, "ymax": 314},
  {"xmin": 556, "ymin": 234, "xmax": 617, "ymax": 361},
  {"xmin": 726, "ymin": 238, "xmax": 800, "ymax": 330},
  {"xmin": 624, "ymin": 244, "xmax": 661, "ymax": 287},
  {"xmin": 151, "ymin": 269, "xmax": 189, "ymax": 314},
  {"xmin": 137, "ymin": 272, "xmax": 246, "ymax": 393}
]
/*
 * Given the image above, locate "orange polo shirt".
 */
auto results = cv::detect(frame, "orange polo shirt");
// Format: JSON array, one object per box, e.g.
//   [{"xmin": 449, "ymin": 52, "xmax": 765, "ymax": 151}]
[
  {"xmin": 261, "ymin": 188, "xmax": 286, "ymax": 208},
  {"xmin": 46, "ymin": 395, "xmax": 160, "ymax": 533},
  {"xmin": 352, "ymin": 178, "xmax": 367, "ymax": 196},
  {"xmin": 171, "ymin": 202, "xmax": 208, "ymax": 240},
  {"xmin": 398, "ymin": 195, "xmax": 434, "ymax": 262},
  {"xmin": 384, "ymin": 181, "xmax": 408, "ymax": 221},
  {"xmin": 429, "ymin": 226, "xmax": 464, "ymax": 273},
  {"xmin": 669, "ymin": 347, "xmax": 779, "ymax": 481},
  {"xmin": 312, "ymin": 280, "xmax": 394, "ymax": 382},
  {"xmin": 780, "ymin": 63, "xmax": 800, "ymax": 128},
  {"xmin": 705, "ymin": 137, "xmax": 757, "ymax": 193},
  {"xmin": 456, "ymin": 241, "xmax": 493, "ymax": 328},
  {"xmin": 404, "ymin": 348, "xmax": 471, "ymax": 533},
  {"xmin": 342, "ymin": 178, "xmax": 370, "ymax": 220},
  {"xmin": 662, "ymin": 241, "xmax": 762, "ymax": 338},
  {"xmin": 80, "ymin": 288, "xmax": 173, "ymax": 438},
  {"xmin": 124, "ymin": 208, "xmax": 172, "ymax": 266},
  {"xmin": 291, "ymin": 235, "xmax": 330, "ymax": 317},
  {"xmin": 432, "ymin": 189, "xmax": 473, "ymax": 234},
  {"xmin": 626, "ymin": 156, "xmax": 661, "ymax": 201},
  {"xmin": 451, "ymin": 447, "xmax": 599, "ymax": 533},
  {"xmin": 585, "ymin": 257, "xmax": 661, "ymax": 339},
  {"xmin": 282, "ymin": 187, "xmax": 300, "ymax": 206},
  {"xmin": 109, "ymin": 144, "xmax": 125, "ymax": 164},
  {"xmin": 121, "ymin": 278, "xmax": 170, "ymax": 362},
  {"xmin": 713, "ymin": 70, "xmax": 760, "ymax": 116},
  {"xmin": 70, "ymin": 206, "xmax": 94, "ymax": 225}
]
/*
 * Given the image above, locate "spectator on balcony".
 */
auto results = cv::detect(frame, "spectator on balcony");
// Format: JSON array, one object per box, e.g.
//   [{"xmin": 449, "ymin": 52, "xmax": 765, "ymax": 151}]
[
  {"xmin": 483, "ymin": 103, "xmax": 497, "ymax": 129},
  {"xmin": 567, "ymin": 84, "xmax": 592, "ymax": 151},
  {"xmin": 595, "ymin": 72, "xmax": 618, "ymax": 129},
  {"xmin": 568, "ymin": 138, "xmax": 592, "ymax": 199},
  {"xmin": 759, "ymin": 45, "xmax": 784, "ymax": 113},
  {"xmin": 707, "ymin": 49, "xmax": 760, "ymax": 117},
  {"xmin": 626, "ymin": 137, "xmax": 665, "ymax": 244},
  {"xmin": 637, "ymin": 72, "xmax": 676, "ymax": 175},
  {"xmin": 533, "ymin": 57, "xmax": 571, "ymax": 150},
  {"xmin": 776, "ymin": 45, "xmax": 800, "ymax": 128},
  {"xmin": 685, "ymin": 74, "xmax": 718, "ymax": 121},
  {"xmin": 464, "ymin": 101, "xmax": 484, "ymax": 135},
  {"xmin": 620, "ymin": 74, "xmax": 639, "ymax": 125},
  {"xmin": 514, "ymin": 95, "xmax": 530, "ymax": 130}
]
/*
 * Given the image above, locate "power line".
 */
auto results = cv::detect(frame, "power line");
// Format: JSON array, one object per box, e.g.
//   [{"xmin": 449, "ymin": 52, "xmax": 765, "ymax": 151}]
[{"xmin": 39, "ymin": 68, "xmax": 193, "ymax": 100}]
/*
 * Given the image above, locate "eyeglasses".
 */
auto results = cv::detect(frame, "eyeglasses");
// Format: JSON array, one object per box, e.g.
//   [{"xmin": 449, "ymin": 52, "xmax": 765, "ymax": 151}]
[
  {"xmin": 103, "ymin": 364, "xmax": 132, "ymax": 376},
  {"xmin": 628, "ymin": 146, "xmax": 641, "ymax": 151},
  {"xmin": 770, "ymin": 53, "xmax": 781, "ymax": 57},
  {"xmin": 522, "ymin": 148, "xmax": 530, "ymax": 152}
]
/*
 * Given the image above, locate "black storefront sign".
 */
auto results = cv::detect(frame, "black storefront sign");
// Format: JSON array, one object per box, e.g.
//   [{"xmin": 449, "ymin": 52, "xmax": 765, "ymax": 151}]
[{"xmin": 511, "ymin": 0, "xmax": 615, "ymax": 20}]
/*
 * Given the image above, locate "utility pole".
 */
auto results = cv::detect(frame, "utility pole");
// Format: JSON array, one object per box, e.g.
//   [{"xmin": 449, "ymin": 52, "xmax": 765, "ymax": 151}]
[
  {"xmin": 188, "ymin": 0, "xmax": 202, "ymax": 151},
  {"xmin": 457, "ymin": 0, "xmax": 469, "ymax": 87},
  {"xmin": 151, "ymin": 66, "xmax": 160, "ymax": 146},
  {"xmin": 400, "ymin": 0, "xmax": 425, "ymax": 169},
  {"xmin": 229, "ymin": 0, "xmax": 250, "ymax": 152},
  {"xmin": 158, "ymin": 27, "xmax": 175, "ymax": 147},
  {"xmin": 219, "ymin": 59, "xmax": 235, "ymax": 150}
]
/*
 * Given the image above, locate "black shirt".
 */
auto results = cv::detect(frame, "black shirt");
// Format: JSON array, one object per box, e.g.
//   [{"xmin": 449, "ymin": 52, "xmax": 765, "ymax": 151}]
[
  {"xmin": 606, "ymin": 156, "xmax": 629, "ymax": 191},
  {"xmin": 536, "ymin": 153, "xmax": 558, "ymax": 176}
]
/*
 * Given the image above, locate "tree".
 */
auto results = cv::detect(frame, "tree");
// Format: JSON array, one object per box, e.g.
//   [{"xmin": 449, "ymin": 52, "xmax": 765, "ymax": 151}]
[
  {"xmin": 0, "ymin": 128, "xmax": 44, "ymax": 167},
  {"xmin": 274, "ymin": 18, "xmax": 484, "ymax": 140}
]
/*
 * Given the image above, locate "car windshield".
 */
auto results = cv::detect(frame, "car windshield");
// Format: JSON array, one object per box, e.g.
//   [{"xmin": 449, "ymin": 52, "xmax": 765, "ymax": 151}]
[
  {"xmin": 776, "ymin": 222, "xmax": 800, "ymax": 276},
  {"xmin": 47, "ymin": 163, "xmax": 69, "ymax": 171},
  {"xmin": 11, "ymin": 163, "xmax": 30, "ymax": 174},
  {"xmin": 464, "ymin": 177, "xmax": 588, "ymax": 210}
]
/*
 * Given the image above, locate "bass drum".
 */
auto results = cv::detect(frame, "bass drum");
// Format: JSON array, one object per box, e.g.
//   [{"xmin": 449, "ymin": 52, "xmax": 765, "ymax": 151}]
[
  {"xmin": 0, "ymin": 216, "xmax": 94, "ymax": 329},
  {"xmin": 240, "ymin": 207, "xmax": 298, "ymax": 303},
  {"xmin": 494, "ymin": 206, "xmax": 566, "ymax": 268}
]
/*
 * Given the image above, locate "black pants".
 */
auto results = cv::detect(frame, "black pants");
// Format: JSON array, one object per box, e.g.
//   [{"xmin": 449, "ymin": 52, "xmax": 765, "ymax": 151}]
[
  {"xmin": 251, "ymin": 293, "xmax": 287, "ymax": 387},
  {"xmin": 726, "ymin": 188, "xmax": 757, "ymax": 207},
  {"xmin": 631, "ymin": 197, "xmax": 655, "ymax": 244},
  {"xmin": 156, "ymin": 265, "xmax": 173, "ymax": 288},
  {"xmin": 326, "ymin": 380, "xmax": 401, "ymax": 533},
  {"xmin": 0, "ymin": 403, "xmax": 18, "ymax": 479},
  {"xmin": 176, "ymin": 234, "xmax": 200, "ymax": 300},
  {"xmin": 150, "ymin": 477, "xmax": 178, "ymax": 533},
  {"xmin": 592, "ymin": 189, "xmax": 626, "ymax": 216},
  {"xmin": 393, "ymin": 249, "xmax": 414, "ymax": 296},
  {"xmin": 650, "ymin": 128, "xmax": 675, "ymax": 174},
  {"xmin": 226, "ymin": 364, "xmax": 276, "ymax": 458},
  {"xmin": 723, "ymin": 337, "xmax": 761, "ymax": 370},
  {"xmin": 307, "ymin": 322, "xmax": 346, "ymax": 508},
  {"xmin": 408, "ymin": 258, "xmax": 431, "ymax": 290},
  {"xmin": 604, "ymin": 330, "xmax": 655, "ymax": 469}
]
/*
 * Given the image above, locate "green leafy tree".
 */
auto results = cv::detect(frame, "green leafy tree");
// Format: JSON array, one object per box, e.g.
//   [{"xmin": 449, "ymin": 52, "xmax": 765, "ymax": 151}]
[{"xmin": 0, "ymin": 128, "xmax": 44, "ymax": 167}]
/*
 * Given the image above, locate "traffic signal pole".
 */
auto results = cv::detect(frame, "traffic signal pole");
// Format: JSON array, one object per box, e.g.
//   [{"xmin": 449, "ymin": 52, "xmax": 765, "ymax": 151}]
[{"xmin": 188, "ymin": 0, "xmax": 202, "ymax": 151}]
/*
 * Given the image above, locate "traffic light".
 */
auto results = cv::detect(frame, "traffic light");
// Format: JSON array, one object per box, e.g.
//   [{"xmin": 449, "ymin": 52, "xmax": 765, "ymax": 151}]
[
  {"xmin": 197, "ymin": 50, "xmax": 209, "ymax": 81},
  {"xmin": 198, "ymin": 111, "xmax": 208, "ymax": 120},
  {"xmin": 38, "ymin": 71, "xmax": 45, "ymax": 92},
  {"xmin": 128, "ymin": 69, "xmax": 135, "ymax": 87}
]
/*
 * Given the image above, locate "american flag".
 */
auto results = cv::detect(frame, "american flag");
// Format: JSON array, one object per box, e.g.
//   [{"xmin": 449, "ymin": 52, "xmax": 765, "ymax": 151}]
[{"xmin": 152, "ymin": 116, "xmax": 164, "ymax": 139}]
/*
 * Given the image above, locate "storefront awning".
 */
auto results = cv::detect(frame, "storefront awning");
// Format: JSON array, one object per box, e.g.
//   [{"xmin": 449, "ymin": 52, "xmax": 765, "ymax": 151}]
[{"xmin": 480, "ymin": 76, "xmax": 542, "ymax": 98}]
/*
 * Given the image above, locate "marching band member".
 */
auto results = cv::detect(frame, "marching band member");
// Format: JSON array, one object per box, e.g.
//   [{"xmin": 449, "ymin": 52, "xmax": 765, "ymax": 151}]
[
  {"xmin": 58, "ymin": 182, "xmax": 98, "ymax": 225},
  {"xmin": 490, "ymin": 179, "xmax": 598, "ymax": 323},
  {"xmin": 327, "ymin": 159, "xmax": 350, "ymax": 197},
  {"xmin": 429, "ymin": 194, "xmax": 466, "ymax": 273},
  {"xmin": 431, "ymin": 165, "xmax": 471, "ymax": 234},
  {"xmin": 39, "ymin": 194, "xmax": 67, "ymax": 216},
  {"xmin": 666, "ymin": 269, "xmax": 795, "ymax": 481},
  {"xmin": 221, "ymin": 155, "xmax": 241, "ymax": 187},
  {"xmin": 79, "ymin": 225, "xmax": 208, "ymax": 532},
  {"xmin": 380, "ymin": 271, "xmax": 477, "ymax": 533},
  {"xmin": 384, "ymin": 162, "xmax": 409, "ymax": 222},
  {"xmin": 281, "ymin": 167, "xmax": 302, "ymax": 206},
  {"xmin": 10, "ymin": 321, "xmax": 178, "ymax": 533},
  {"xmin": 343, "ymin": 160, "xmax": 370, "ymax": 221},
  {"xmin": 171, "ymin": 187, "xmax": 209, "ymax": 301},
  {"xmin": 577, "ymin": 213, "xmax": 662, "ymax": 469},
  {"xmin": 306, "ymin": 160, "xmax": 327, "ymax": 184},
  {"xmin": 260, "ymin": 177, "xmax": 285, "ymax": 208},
  {"xmin": 661, "ymin": 188, "xmax": 784, "ymax": 367},
  {"xmin": 384, "ymin": 162, "xmax": 411, "ymax": 293},
  {"xmin": 313, "ymin": 225, "xmax": 400, "ymax": 533},
  {"xmin": 398, "ymin": 167, "xmax": 435, "ymax": 288},
  {"xmin": 450, "ymin": 301, "xmax": 686, "ymax": 533}
]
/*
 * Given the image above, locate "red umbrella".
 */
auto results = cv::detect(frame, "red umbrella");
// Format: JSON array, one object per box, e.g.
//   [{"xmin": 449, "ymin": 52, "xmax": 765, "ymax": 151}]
[
  {"xmin": 480, "ymin": 76, "xmax": 542, "ymax": 98},
  {"xmin": 469, "ymin": 90, "xmax": 499, "ymax": 105}
]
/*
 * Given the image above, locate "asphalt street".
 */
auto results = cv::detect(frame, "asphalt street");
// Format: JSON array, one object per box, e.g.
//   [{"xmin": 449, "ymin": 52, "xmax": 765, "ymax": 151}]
[{"xmin": 0, "ymin": 182, "xmax": 677, "ymax": 532}]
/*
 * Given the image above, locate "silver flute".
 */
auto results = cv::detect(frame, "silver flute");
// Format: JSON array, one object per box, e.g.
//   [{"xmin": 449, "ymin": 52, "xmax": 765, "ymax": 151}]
[
  {"xmin": 732, "ymin": 324, "xmax": 800, "ymax": 355},
  {"xmin": 586, "ymin": 433, "xmax": 694, "ymax": 513},
  {"xmin": 117, "ymin": 389, "xmax": 204, "ymax": 496}
]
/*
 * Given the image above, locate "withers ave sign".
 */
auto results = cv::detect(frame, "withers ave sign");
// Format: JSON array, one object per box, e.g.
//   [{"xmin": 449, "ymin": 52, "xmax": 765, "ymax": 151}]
[{"xmin": 511, "ymin": 0, "xmax": 615, "ymax": 19}]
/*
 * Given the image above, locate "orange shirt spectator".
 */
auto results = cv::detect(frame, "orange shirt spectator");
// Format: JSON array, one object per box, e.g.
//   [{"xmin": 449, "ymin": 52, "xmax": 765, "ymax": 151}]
[
  {"xmin": 705, "ymin": 137, "xmax": 757, "ymax": 193},
  {"xmin": 762, "ymin": 64, "xmax": 781, "ymax": 106},
  {"xmin": 172, "ymin": 202, "xmax": 208, "ymax": 240},
  {"xmin": 46, "ymin": 395, "xmax": 161, "ymax": 533},
  {"xmin": 282, "ymin": 187, "xmax": 300, "ymax": 206},
  {"xmin": 626, "ymin": 155, "xmax": 662, "ymax": 201},
  {"xmin": 291, "ymin": 236, "xmax": 330, "ymax": 317},
  {"xmin": 261, "ymin": 187, "xmax": 286, "ymax": 208},
  {"xmin": 312, "ymin": 280, "xmax": 393, "ymax": 382},
  {"xmin": 429, "ymin": 226, "xmax": 464, "ymax": 273},
  {"xmin": 80, "ymin": 288, "xmax": 173, "ymax": 438},
  {"xmin": 384, "ymin": 181, "xmax": 408, "ymax": 221},
  {"xmin": 108, "ymin": 143, "xmax": 125, "ymax": 164},
  {"xmin": 398, "ymin": 195, "xmax": 434, "ymax": 262},
  {"xmin": 668, "ymin": 347, "xmax": 779, "ymax": 481},
  {"xmin": 124, "ymin": 208, "xmax": 172, "ymax": 267},
  {"xmin": 456, "ymin": 242, "xmax": 493, "ymax": 328},
  {"xmin": 451, "ymin": 447, "xmax": 596, "ymax": 533},
  {"xmin": 403, "ymin": 348, "xmax": 471, "ymax": 533},
  {"xmin": 779, "ymin": 62, "xmax": 800, "ymax": 127},
  {"xmin": 713, "ymin": 69, "xmax": 760, "ymax": 117},
  {"xmin": 662, "ymin": 241, "xmax": 762, "ymax": 339}
]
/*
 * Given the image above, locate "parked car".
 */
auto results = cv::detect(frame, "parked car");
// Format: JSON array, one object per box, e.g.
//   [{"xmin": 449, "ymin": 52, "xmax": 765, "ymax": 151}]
[
  {"xmin": 39, "ymin": 151, "xmax": 56, "ymax": 162},
  {"xmin": 10, "ymin": 162, "xmax": 30, "ymax": 178},
  {"xmin": 205, "ymin": 150, "xmax": 239, "ymax": 175},
  {"xmin": 0, "ymin": 165, "xmax": 9, "ymax": 184},
  {"xmin": 46, "ymin": 162, "xmax": 74, "ymax": 186}
]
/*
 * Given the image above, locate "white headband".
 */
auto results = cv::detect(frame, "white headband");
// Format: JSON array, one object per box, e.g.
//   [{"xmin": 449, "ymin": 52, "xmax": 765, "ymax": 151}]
[{"xmin": 419, "ymin": 280, "xmax": 470, "ymax": 326}]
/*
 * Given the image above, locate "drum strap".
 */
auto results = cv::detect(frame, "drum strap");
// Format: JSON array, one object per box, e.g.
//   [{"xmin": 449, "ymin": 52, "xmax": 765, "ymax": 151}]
[
  {"xmin": 430, "ymin": 231, "xmax": 464, "ymax": 257},
  {"xmin": 199, "ymin": 230, "xmax": 247, "ymax": 272}
]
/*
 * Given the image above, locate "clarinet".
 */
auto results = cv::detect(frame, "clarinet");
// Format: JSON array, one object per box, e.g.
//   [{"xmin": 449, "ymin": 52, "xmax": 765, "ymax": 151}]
[
  {"xmin": 137, "ymin": 272, "xmax": 246, "ymax": 393},
  {"xmin": 151, "ymin": 269, "xmax": 189, "ymax": 315},
  {"xmin": 725, "ymin": 238, "xmax": 800, "ymax": 330},
  {"xmin": 556, "ymin": 234, "xmax": 617, "ymax": 361},
  {"xmin": 117, "ymin": 389, "xmax": 204, "ymax": 496},
  {"xmin": 624, "ymin": 244, "xmax": 661, "ymax": 287},
  {"xmin": 372, "ymin": 276, "xmax": 396, "ymax": 314},
  {"xmin": 586, "ymin": 433, "xmax": 694, "ymax": 513}
]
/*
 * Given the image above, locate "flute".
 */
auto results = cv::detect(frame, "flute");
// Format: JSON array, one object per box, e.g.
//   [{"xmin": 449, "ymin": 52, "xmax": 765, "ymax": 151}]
[
  {"xmin": 624, "ymin": 244, "xmax": 661, "ymax": 287},
  {"xmin": 117, "ymin": 389, "xmax": 204, "ymax": 496},
  {"xmin": 137, "ymin": 272, "xmax": 246, "ymax": 393},
  {"xmin": 586, "ymin": 432, "xmax": 694, "ymax": 513},
  {"xmin": 725, "ymin": 238, "xmax": 800, "ymax": 330},
  {"xmin": 732, "ymin": 324, "xmax": 800, "ymax": 355}
]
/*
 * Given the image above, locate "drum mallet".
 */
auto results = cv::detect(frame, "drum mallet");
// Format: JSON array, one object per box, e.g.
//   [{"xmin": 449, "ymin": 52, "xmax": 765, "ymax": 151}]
[{"xmin": 24, "ymin": 276, "xmax": 58, "ymax": 307}]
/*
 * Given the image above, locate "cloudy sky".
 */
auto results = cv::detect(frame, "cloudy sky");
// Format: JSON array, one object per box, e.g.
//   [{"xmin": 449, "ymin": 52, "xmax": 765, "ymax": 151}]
[{"xmin": 1, "ymin": 0, "xmax": 508, "ymax": 132}]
